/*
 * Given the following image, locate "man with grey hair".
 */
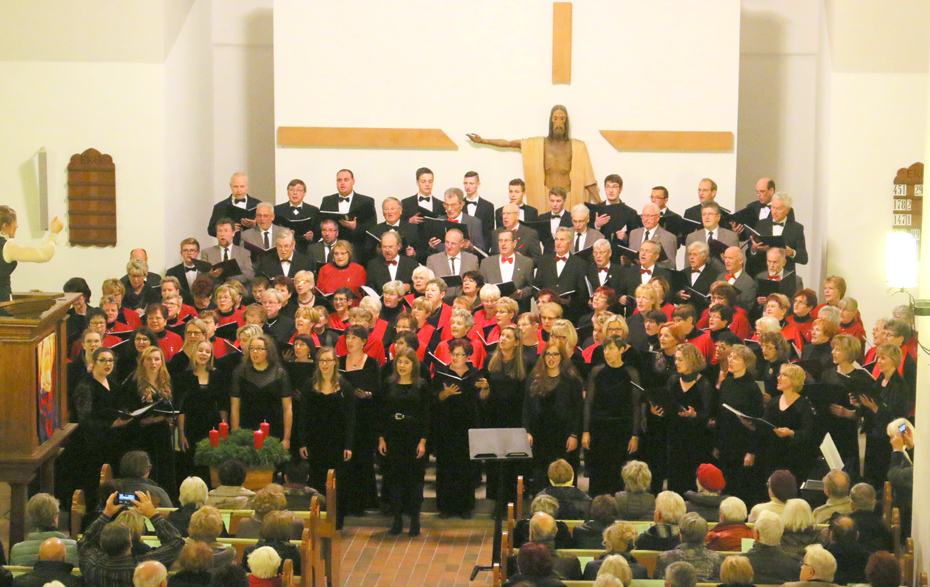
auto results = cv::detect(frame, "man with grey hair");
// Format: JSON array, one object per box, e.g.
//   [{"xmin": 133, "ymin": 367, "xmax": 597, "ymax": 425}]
[
  {"xmin": 133, "ymin": 560, "xmax": 168, "ymax": 587},
  {"xmin": 677, "ymin": 241, "xmax": 716, "ymax": 312},
  {"xmin": 629, "ymin": 203, "xmax": 677, "ymax": 269},
  {"xmin": 519, "ymin": 512, "xmax": 581, "ymax": 580},
  {"xmin": 491, "ymin": 203, "xmax": 542, "ymax": 260},
  {"xmin": 240, "ymin": 202, "xmax": 288, "ymax": 260},
  {"xmin": 715, "ymin": 246, "xmax": 756, "ymax": 311},
  {"xmin": 569, "ymin": 203, "xmax": 604, "ymax": 252},
  {"xmin": 784, "ymin": 544, "xmax": 839, "ymax": 587},
  {"xmin": 425, "ymin": 227, "xmax": 479, "ymax": 301},
  {"xmin": 748, "ymin": 191, "xmax": 807, "ymax": 275},
  {"xmin": 654, "ymin": 512, "xmax": 724, "ymax": 581},
  {"xmin": 744, "ymin": 510, "xmax": 801, "ymax": 584},
  {"xmin": 813, "ymin": 470, "xmax": 853, "ymax": 523},
  {"xmin": 848, "ymin": 483, "xmax": 893, "ymax": 552},
  {"xmin": 684, "ymin": 200, "xmax": 738, "ymax": 258},
  {"xmin": 754, "ymin": 247, "xmax": 802, "ymax": 305},
  {"xmin": 664, "ymin": 561, "xmax": 698, "ymax": 587},
  {"xmin": 427, "ymin": 187, "xmax": 486, "ymax": 252},
  {"xmin": 256, "ymin": 230, "xmax": 315, "ymax": 279},
  {"xmin": 10, "ymin": 494, "xmax": 78, "ymax": 566},
  {"xmin": 512, "ymin": 495, "xmax": 574, "ymax": 550}
]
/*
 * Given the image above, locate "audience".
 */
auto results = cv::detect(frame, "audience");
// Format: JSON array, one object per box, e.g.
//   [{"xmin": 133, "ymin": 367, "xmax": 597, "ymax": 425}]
[
  {"xmin": 747, "ymin": 470, "xmax": 796, "ymax": 523},
  {"xmin": 684, "ymin": 463, "xmax": 728, "ymax": 522},
  {"xmin": 636, "ymin": 491, "xmax": 685, "ymax": 551},
  {"xmin": 167, "ymin": 542, "xmax": 214, "ymax": 587},
  {"xmin": 118, "ymin": 452, "xmax": 174, "ymax": 507},
  {"xmin": 664, "ymin": 561, "xmax": 697, "ymax": 587},
  {"xmin": 10, "ymin": 537, "xmax": 82, "ymax": 587},
  {"xmin": 241, "ymin": 511, "xmax": 301, "ymax": 576},
  {"xmin": 848, "ymin": 482, "xmax": 893, "ymax": 553},
  {"xmin": 166, "ymin": 477, "xmax": 209, "ymax": 537},
  {"xmin": 503, "ymin": 543, "xmax": 568, "ymax": 587},
  {"xmin": 812, "ymin": 470, "xmax": 852, "ymax": 524},
  {"xmin": 572, "ymin": 495, "xmax": 619, "ymax": 549},
  {"xmin": 187, "ymin": 506, "xmax": 235, "ymax": 569},
  {"xmin": 704, "ymin": 497, "xmax": 753, "ymax": 552},
  {"xmin": 210, "ymin": 564, "xmax": 249, "ymax": 587},
  {"xmin": 513, "ymin": 495, "xmax": 575, "ymax": 550},
  {"xmin": 743, "ymin": 510, "xmax": 801, "ymax": 585},
  {"xmin": 244, "ymin": 546, "xmax": 282, "ymax": 587},
  {"xmin": 207, "ymin": 460, "xmax": 256, "ymax": 510},
  {"xmin": 236, "ymin": 484, "xmax": 303, "ymax": 540},
  {"xmin": 865, "ymin": 551, "xmax": 902, "ymax": 587},
  {"xmin": 784, "ymin": 544, "xmax": 838, "ymax": 587},
  {"xmin": 538, "ymin": 459, "xmax": 592, "ymax": 520},
  {"xmin": 718, "ymin": 555, "xmax": 755, "ymax": 587},
  {"xmin": 826, "ymin": 515, "xmax": 870, "ymax": 585},
  {"xmin": 133, "ymin": 561, "xmax": 168, "ymax": 587},
  {"xmin": 780, "ymin": 498, "xmax": 820, "ymax": 559},
  {"xmin": 9, "ymin": 494, "xmax": 78, "ymax": 566},
  {"xmin": 582, "ymin": 521, "xmax": 648, "ymax": 580},
  {"xmin": 596, "ymin": 554, "xmax": 632, "ymax": 586},
  {"xmin": 654, "ymin": 512, "xmax": 724, "ymax": 581},
  {"xmin": 509, "ymin": 513, "xmax": 582, "ymax": 581},
  {"xmin": 615, "ymin": 460, "xmax": 656, "ymax": 521}
]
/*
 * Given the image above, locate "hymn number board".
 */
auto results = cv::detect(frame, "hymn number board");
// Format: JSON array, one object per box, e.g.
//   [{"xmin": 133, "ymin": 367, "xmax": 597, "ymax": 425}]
[{"xmin": 892, "ymin": 162, "xmax": 924, "ymax": 248}]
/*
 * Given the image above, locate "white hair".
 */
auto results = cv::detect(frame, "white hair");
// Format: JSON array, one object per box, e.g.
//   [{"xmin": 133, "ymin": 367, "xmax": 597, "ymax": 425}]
[
  {"xmin": 247, "ymin": 546, "xmax": 282, "ymax": 579},
  {"xmin": 754, "ymin": 510, "xmax": 784, "ymax": 545},
  {"xmin": 412, "ymin": 266, "xmax": 435, "ymax": 280},
  {"xmin": 178, "ymin": 477, "xmax": 208, "ymax": 508},
  {"xmin": 772, "ymin": 192, "xmax": 793, "ymax": 209},
  {"xmin": 886, "ymin": 417, "xmax": 914, "ymax": 438},
  {"xmin": 817, "ymin": 305, "xmax": 841, "ymax": 326},
  {"xmin": 718, "ymin": 497, "xmax": 747, "ymax": 523},
  {"xmin": 598, "ymin": 554, "xmax": 632, "ymax": 586},
  {"xmin": 655, "ymin": 491, "xmax": 686, "ymax": 524},
  {"xmin": 570, "ymin": 203, "xmax": 590, "ymax": 219},
  {"xmin": 359, "ymin": 295, "xmax": 382, "ymax": 315},
  {"xmin": 755, "ymin": 316, "xmax": 781, "ymax": 334},
  {"xmin": 804, "ymin": 544, "xmax": 837, "ymax": 582},
  {"xmin": 593, "ymin": 574, "xmax": 624, "ymax": 587}
]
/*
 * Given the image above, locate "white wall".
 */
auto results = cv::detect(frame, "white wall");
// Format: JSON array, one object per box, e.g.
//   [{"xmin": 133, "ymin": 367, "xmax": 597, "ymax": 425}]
[
  {"xmin": 273, "ymin": 0, "xmax": 741, "ymax": 217},
  {"xmin": 0, "ymin": 62, "xmax": 166, "ymax": 294}
]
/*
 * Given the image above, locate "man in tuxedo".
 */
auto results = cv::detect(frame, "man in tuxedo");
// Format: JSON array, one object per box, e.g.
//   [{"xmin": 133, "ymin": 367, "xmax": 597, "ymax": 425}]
[
  {"xmin": 716, "ymin": 246, "xmax": 757, "ymax": 312},
  {"xmin": 592, "ymin": 174, "xmax": 641, "ymax": 243},
  {"xmin": 165, "ymin": 238, "xmax": 208, "ymax": 301},
  {"xmin": 534, "ymin": 227, "xmax": 589, "ymax": 321},
  {"xmin": 748, "ymin": 192, "xmax": 808, "ymax": 276},
  {"xmin": 372, "ymin": 197, "xmax": 418, "ymax": 258},
  {"xmin": 426, "ymin": 227, "xmax": 479, "ymax": 301},
  {"xmin": 629, "ymin": 203, "xmax": 678, "ymax": 270},
  {"xmin": 366, "ymin": 230, "xmax": 417, "ymax": 294},
  {"xmin": 491, "ymin": 204, "xmax": 542, "ymax": 260},
  {"xmin": 585, "ymin": 238, "xmax": 635, "ymax": 308},
  {"xmin": 733, "ymin": 177, "xmax": 796, "ymax": 236},
  {"xmin": 201, "ymin": 218, "xmax": 255, "ymax": 283},
  {"xmin": 241, "ymin": 203, "xmax": 289, "ymax": 262},
  {"xmin": 538, "ymin": 187, "xmax": 574, "ymax": 239},
  {"xmin": 569, "ymin": 204, "xmax": 605, "ymax": 252},
  {"xmin": 631, "ymin": 240, "xmax": 675, "ymax": 295},
  {"xmin": 208, "ymin": 172, "xmax": 261, "ymax": 243},
  {"xmin": 401, "ymin": 167, "xmax": 444, "ymax": 261},
  {"xmin": 754, "ymin": 248, "xmax": 802, "ymax": 306},
  {"xmin": 463, "ymin": 171, "xmax": 495, "ymax": 249},
  {"xmin": 307, "ymin": 219, "xmax": 340, "ymax": 266},
  {"xmin": 685, "ymin": 202, "xmax": 739, "ymax": 272},
  {"xmin": 677, "ymin": 242, "xmax": 717, "ymax": 313},
  {"xmin": 427, "ymin": 187, "xmax": 486, "ymax": 253},
  {"xmin": 319, "ymin": 169, "xmax": 377, "ymax": 263},
  {"xmin": 256, "ymin": 231, "xmax": 315, "ymax": 279},
  {"xmin": 684, "ymin": 178, "xmax": 731, "ymax": 225},
  {"xmin": 261, "ymin": 289, "xmax": 295, "ymax": 346},
  {"xmin": 495, "ymin": 179, "xmax": 540, "ymax": 227},
  {"xmin": 479, "ymin": 230, "xmax": 534, "ymax": 310},
  {"xmin": 274, "ymin": 178, "xmax": 319, "ymax": 254}
]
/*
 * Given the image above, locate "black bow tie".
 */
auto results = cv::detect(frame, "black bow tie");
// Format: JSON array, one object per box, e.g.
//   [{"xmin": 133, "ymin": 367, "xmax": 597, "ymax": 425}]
[
  {"xmin": 773, "ymin": 221, "xmax": 785, "ymax": 227},
  {"xmin": 418, "ymin": 196, "xmax": 430, "ymax": 203},
  {"xmin": 339, "ymin": 196, "xmax": 350, "ymax": 203},
  {"xmin": 185, "ymin": 266, "xmax": 197, "ymax": 273},
  {"xmin": 233, "ymin": 198, "xmax": 245, "ymax": 204}
]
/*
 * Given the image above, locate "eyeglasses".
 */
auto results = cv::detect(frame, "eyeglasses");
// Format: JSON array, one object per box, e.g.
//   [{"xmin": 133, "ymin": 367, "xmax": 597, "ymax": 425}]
[
  {"xmin": 544, "ymin": 352, "xmax": 561, "ymax": 358},
  {"xmin": 450, "ymin": 352, "xmax": 468, "ymax": 358},
  {"xmin": 95, "ymin": 358, "xmax": 115, "ymax": 364},
  {"xmin": 318, "ymin": 358, "xmax": 336, "ymax": 363}
]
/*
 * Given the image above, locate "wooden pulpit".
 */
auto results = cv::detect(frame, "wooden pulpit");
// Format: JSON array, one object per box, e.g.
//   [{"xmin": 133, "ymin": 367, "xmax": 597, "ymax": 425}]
[{"xmin": 0, "ymin": 292, "xmax": 79, "ymax": 543}]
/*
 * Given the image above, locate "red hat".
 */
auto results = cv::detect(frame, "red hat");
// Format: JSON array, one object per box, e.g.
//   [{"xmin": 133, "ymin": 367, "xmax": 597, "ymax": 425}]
[{"xmin": 696, "ymin": 463, "xmax": 725, "ymax": 492}]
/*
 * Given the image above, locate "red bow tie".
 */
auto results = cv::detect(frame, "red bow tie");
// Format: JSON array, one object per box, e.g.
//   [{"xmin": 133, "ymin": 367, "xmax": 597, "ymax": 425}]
[
  {"xmin": 640, "ymin": 268, "xmax": 652, "ymax": 275},
  {"xmin": 385, "ymin": 260, "xmax": 397, "ymax": 266},
  {"xmin": 512, "ymin": 228, "xmax": 518, "ymax": 233},
  {"xmin": 556, "ymin": 256, "xmax": 568, "ymax": 262},
  {"xmin": 598, "ymin": 267, "xmax": 609, "ymax": 273},
  {"xmin": 725, "ymin": 274, "xmax": 736, "ymax": 280},
  {"xmin": 769, "ymin": 275, "xmax": 781, "ymax": 281},
  {"xmin": 449, "ymin": 218, "xmax": 459, "ymax": 223},
  {"xmin": 501, "ymin": 256, "xmax": 514, "ymax": 264}
]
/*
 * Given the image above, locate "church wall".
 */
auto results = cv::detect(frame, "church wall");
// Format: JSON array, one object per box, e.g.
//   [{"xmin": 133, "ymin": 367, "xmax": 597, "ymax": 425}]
[
  {"xmin": 273, "ymin": 0, "xmax": 741, "ymax": 220},
  {"xmin": 0, "ymin": 61, "xmax": 167, "ymax": 294}
]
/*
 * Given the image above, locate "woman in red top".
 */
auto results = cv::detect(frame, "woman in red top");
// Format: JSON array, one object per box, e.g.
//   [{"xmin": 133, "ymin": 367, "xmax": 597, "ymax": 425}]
[
  {"xmin": 214, "ymin": 283, "xmax": 244, "ymax": 327},
  {"xmin": 144, "ymin": 303, "xmax": 184, "ymax": 361},
  {"xmin": 434, "ymin": 308, "xmax": 487, "ymax": 369},
  {"xmin": 696, "ymin": 283, "xmax": 752, "ymax": 340},
  {"xmin": 787, "ymin": 289, "xmax": 817, "ymax": 343},
  {"xmin": 838, "ymin": 297, "xmax": 867, "ymax": 350},
  {"xmin": 483, "ymin": 297, "xmax": 519, "ymax": 345},
  {"xmin": 410, "ymin": 297, "xmax": 437, "ymax": 355},
  {"xmin": 328, "ymin": 288, "xmax": 353, "ymax": 330},
  {"xmin": 317, "ymin": 240, "xmax": 366, "ymax": 298},
  {"xmin": 424, "ymin": 278, "xmax": 452, "ymax": 331},
  {"xmin": 459, "ymin": 270, "xmax": 484, "ymax": 314},
  {"xmin": 473, "ymin": 283, "xmax": 499, "ymax": 331},
  {"xmin": 764, "ymin": 293, "xmax": 804, "ymax": 354},
  {"xmin": 403, "ymin": 266, "xmax": 434, "ymax": 307}
]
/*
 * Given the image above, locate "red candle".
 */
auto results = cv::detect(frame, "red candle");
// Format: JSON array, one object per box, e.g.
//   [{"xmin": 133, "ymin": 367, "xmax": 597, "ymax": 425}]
[
  {"xmin": 209, "ymin": 429, "xmax": 219, "ymax": 447},
  {"xmin": 254, "ymin": 430, "xmax": 264, "ymax": 449},
  {"xmin": 260, "ymin": 421, "xmax": 270, "ymax": 438},
  {"xmin": 218, "ymin": 422, "xmax": 228, "ymax": 439}
]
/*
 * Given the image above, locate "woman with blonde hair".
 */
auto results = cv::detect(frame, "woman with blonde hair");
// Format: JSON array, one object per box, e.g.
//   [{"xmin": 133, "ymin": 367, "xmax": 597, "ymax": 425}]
[
  {"xmin": 719, "ymin": 555, "xmax": 755, "ymax": 587},
  {"xmin": 173, "ymin": 340, "xmax": 224, "ymax": 480},
  {"xmin": 627, "ymin": 283, "xmax": 661, "ymax": 350},
  {"xmin": 317, "ymin": 239, "xmax": 366, "ymax": 298},
  {"xmin": 715, "ymin": 344, "xmax": 764, "ymax": 502},
  {"xmin": 121, "ymin": 345, "xmax": 174, "ymax": 488},
  {"xmin": 213, "ymin": 283, "xmax": 244, "ymax": 326},
  {"xmin": 583, "ymin": 521, "xmax": 648, "ymax": 580},
  {"xmin": 615, "ymin": 460, "xmax": 655, "ymax": 520},
  {"xmin": 821, "ymin": 334, "xmax": 872, "ymax": 465},
  {"xmin": 780, "ymin": 498, "xmax": 819, "ymax": 558}
]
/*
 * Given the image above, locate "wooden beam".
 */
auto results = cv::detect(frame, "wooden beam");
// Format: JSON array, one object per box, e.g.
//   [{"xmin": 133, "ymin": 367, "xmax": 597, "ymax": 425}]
[
  {"xmin": 600, "ymin": 130, "xmax": 734, "ymax": 152},
  {"xmin": 552, "ymin": 2, "xmax": 572, "ymax": 84},
  {"xmin": 276, "ymin": 127, "xmax": 457, "ymax": 150}
]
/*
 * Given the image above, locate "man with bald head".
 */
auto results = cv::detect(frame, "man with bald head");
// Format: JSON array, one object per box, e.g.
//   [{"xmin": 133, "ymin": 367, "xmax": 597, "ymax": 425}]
[
  {"xmin": 491, "ymin": 203, "xmax": 542, "ymax": 260},
  {"xmin": 628, "ymin": 203, "xmax": 678, "ymax": 270},
  {"xmin": 715, "ymin": 246, "xmax": 757, "ymax": 311},
  {"xmin": 732, "ymin": 177, "xmax": 795, "ymax": 235},
  {"xmin": 11, "ymin": 537, "xmax": 82, "ymax": 587},
  {"xmin": 134, "ymin": 561, "xmax": 168, "ymax": 587},
  {"xmin": 826, "ymin": 516, "xmax": 870, "ymax": 585},
  {"xmin": 527, "ymin": 512, "xmax": 582, "ymax": 580},
  {"xmin": 208, "ymin": 172, "xmax": 261, "ymax": 244},
  {"xmin": 366, "ymin": 229, "xmax": 418, "ymax": 294}
]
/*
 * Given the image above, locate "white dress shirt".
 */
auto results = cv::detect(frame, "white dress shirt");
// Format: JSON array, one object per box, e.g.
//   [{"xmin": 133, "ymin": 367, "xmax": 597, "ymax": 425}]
[
  {"xmin": 337, "ymin": 191, "xmax": 354, "ymax": 214},
  {"xmin": 498, "ymin": 255, "xmax": 516, "ymax": 282},
  {"xmin": 550, "ymin": 212, "xmax": 565, "ymax": 236}
]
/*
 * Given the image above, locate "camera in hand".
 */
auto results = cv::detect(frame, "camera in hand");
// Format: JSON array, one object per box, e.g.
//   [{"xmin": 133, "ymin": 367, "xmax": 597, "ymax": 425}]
[{"xmin": 115, "ymin": 493, "xmax": 136, "ymax": 505}]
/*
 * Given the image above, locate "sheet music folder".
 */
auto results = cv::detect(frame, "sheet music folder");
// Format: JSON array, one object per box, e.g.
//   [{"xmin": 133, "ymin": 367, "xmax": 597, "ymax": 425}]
[{"xmin": 468, "ymin": 427, "xmax": 533, "ymax": 461}]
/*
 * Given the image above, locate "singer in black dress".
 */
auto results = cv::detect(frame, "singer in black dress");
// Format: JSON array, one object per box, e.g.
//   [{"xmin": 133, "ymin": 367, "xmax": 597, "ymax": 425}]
[
  {"xmin": 756, "ymin": 363, "xmax": 816, "ymax": 481},
  {"xmin": 230, "ymin": 334, "xmax": 293, "ymax": 447},
  {"xmin": 583, "ymin": 335, "xmax": 642, "ymax": 497},
  {"xmin": 523, "ymin": 342, "xmax": 584, "ymax": 493},
  {"xmin": 820, "ymin": 334, "xmax": 872, "ymax": 466},
  {"xmin": 173, "ymin": 340, "xmax": 226, "ymax": 481},
  {"xmin": 640, "ymin": 322, "xmax": 684, "ymax": 493}
]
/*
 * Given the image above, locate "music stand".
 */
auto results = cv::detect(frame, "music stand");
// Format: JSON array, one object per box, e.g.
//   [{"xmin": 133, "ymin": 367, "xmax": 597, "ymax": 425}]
[{"xmin": 468, "ymin": 427, "xmax": 532, "ymax": 580}]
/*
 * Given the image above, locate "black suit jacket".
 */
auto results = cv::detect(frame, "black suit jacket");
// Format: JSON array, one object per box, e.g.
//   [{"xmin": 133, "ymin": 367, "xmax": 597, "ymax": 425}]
[
  {"xmin": 534, "ymin": 253, "xmax": 589, "ymax": 320},
  {"xmin": 464, "ymin": 197, "xmax": 495, "ymax": 248},
  {"xmin": 273, "ymin": 201, "xmax": 320, "ymax": 252},
  {"xmin": 164, "ymin": 263, "xmax": 203, "ymax": 305},
  {"xmin": 684, "ymin": 201, "xmax": 732, "ymax": 225},
  {"xmin": 372, "ymin": 221, "xmax": 420, "ymax": 258},
  {"xmin": 491, "ymin": 225, "xmax": 542, "ymax": 260},
  {"xmin": 538, "ymin": 210, "xmax": 574, "ymax": 236},
  {"xmin": 677, "ymin": 265, "xmax": 717, "ymax": 311},
  {"xmin": 585, "ymin": 263, "xmax": 633, "ymax": 300},
  {"xmin": 619, "ymin": 265, "xmax": 675, "ymax": 299},
  {"xmin": 365, "ymin": 255, "xmax": 418, "ymax": 294},
  {"xmin": 255, "ymin": 251, "xmax": 316, "ymax": 279},
  {"xmin": 495, "ymin": 204, "xmax": 539, "ymax": 228},
  {"xmin": 208, "ymin": 195, "xmax": 262, "ymax": 242},
  {"xmin": 320, "ymin": 193, "xmax": 377, "ymax": 256},
  {"xmin": 736, "ymin": 200, "xmax": 796, "ymax": 231},
  {"xmin": 748, "ymin": 217, "xmax": 808, "ymax": 275},
  {"xmin": 400, "ymin": 194, "xmax": 444, "ymax": 259}
]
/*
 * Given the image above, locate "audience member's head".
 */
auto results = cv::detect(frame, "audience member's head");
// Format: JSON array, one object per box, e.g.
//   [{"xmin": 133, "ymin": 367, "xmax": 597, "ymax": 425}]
[
  {"xmin": 678, "ymin": 512, "xmax": 709, "ymax": 544},
  {"xmin": 547, "ymin": 459, "xmax": 575, "ymax": 485},
  {"xmin": 133, "ymin": 560, "xmax": 168, "ymax": 587},
  {"xmin": 178, "ymin": 476, "xmax": 208, "ymax": 508},
  {"xmin": 718, "ymin": 497, "xmax": 747, "ymax": 524},
  {"xmin": 517, "ymin": 542, "xmax": 553, "ymax": 578},
  {"xmin": 621, "ymin": 460, "xmax": 652, "ymax": 493},
  {"xmin": 665, "ymin": 561, "xmax": 697, "ymax": 587},
  {"xmin": 189, "ymin": 506, "xmax": 224, "ymax": 543},
  {"xmin": 719, "ymin": 555, "xmax": 753, "ymax": 586},
  {"xmin": 781, "ymin": 498, "xmax": 815, "ymax": 531},
  {"xmin": 767, "ymin": 470, "xmax": 797, "ymax": 503},
  {"xmin": 695, "ymin": 463, "xmax": 725, "ymax": 494},
  {"xmin": 37, "ymin": 537, "xmax": 67, "ymax": 562},
  {"xmin": 823, "ymin": 469, "xmax": 850, "ymax": 499},
  {"xmin": 120, "ymin": 451, "xmax": 153, "ymax": 479},
  {"xmin": 528, "ymin": 512, "xmax": 558, "ymax": 543},
  {"xmin": 598, "ymin": 553, "xmax": 632, "ymax": 585},
  {"xmin": 100, "ymin": 521, "xmax": 133, "ymax": 556},
  {"xmin": 176, "ymin": 541, "xmax": 214, "ymax": 573},
  {"xmin": 247, "ymin": 546, "xmax": 281, "ymax": 579},
  {"xmin": 26, "ymin": 493, "xmax": 59, "ymax": 531},
  {"xmin": 284, "ymin": 460, "xmax": 311, "ymax": 486},
  {"xmin": 865, "ymin": 551, "xmax": 902, "ymax": 587},
  {"xmin": 217, "ymin": 459, "xmax": 247, "ymax": 487},
  {"xmin": 589, "ymin": 495, "xmax": 619, "ymax": 526},
  {"xmin": 602, "ymin": 521, "xmax": 638, "ymax": 554},
  {"xmin": 210, "ymin": 564, "xmax": 249, "ymax": 587},
  {"xmin": 529, "ymin": 494, "xmax": 560, "ymax": 518},
  {"xmin": 801, "ymin": 544, "xmax": 837, "ymax": 582},
  {"xmin": 114, "ymin": 510, "xmax": 147, "ymax": 544},
  {"xmin": 250, "ymin": 483, "xmax": 287, "ymax": 519},
  {"xmin": 593, "ymin": 574, "xmax": 624, "ymax": 587},
  {"xmin": 753, "ymin": 510, "xmax": 784, "ymax": 546},
  {"xmin": 829, "ymin": 515, "xmax": 858, "ymax": 544},
  {"xmin": 654, "ymin": 491, "xmax": 687, "ymax": 525},
  {"xmin": 850, "ymin": 482, "xmax": 877, "ymax": 512},
  {"xmin": 259, "ymin": 510, "xmax": 295, "ymax": 542}
]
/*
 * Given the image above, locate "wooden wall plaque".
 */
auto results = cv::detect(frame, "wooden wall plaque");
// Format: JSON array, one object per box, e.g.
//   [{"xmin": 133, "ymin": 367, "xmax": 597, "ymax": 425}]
[
  {"xmin": 67, "ymin": 148, "xmax": 116, "ymax": 246},
  {"xmin": 892, "ymin": 162, "xmax": 923, "ymax": 248}
]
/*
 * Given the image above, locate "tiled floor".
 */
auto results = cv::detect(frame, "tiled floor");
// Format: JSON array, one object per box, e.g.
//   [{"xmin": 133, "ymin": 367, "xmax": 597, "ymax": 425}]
[{"xmin": 339, "ymin": 521, "xmax": 497, "ymax": 587}]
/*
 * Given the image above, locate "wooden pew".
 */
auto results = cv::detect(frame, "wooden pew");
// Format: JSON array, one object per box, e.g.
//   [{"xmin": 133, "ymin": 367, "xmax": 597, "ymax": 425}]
[
  {"xmin": 883, "ymin": 480, "xmax": 894, "ymax": 527},
  {"xmin": 492, "ymin": 562, "xmax": 501, "ymax": 587},
  {"xmin": 71, "ymin": 489, "xmax": 85, "ymax": 538},
  {"xmin": 900, "ymin": 537, "xmax": 915, "ymax": 587},
  {"xmin": 892, "ymin": 508, "xmax": 902, "ymax": 556},
  {"xmin": 517, "ymin": 475, "xmax": 525, "ymax": 519},
  {"xmin": 282, "ymin": 558, "xmax": 294, "ymax": 587},
  {"xmin": 100, "ymin": 463, "xmax": 113, "ymax": 485}
]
